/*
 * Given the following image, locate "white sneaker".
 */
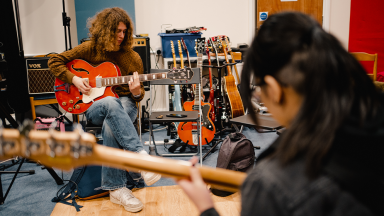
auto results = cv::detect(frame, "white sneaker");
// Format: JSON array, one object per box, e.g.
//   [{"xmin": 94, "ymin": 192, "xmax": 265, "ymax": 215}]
[
  {"xmin": 138, "ymin": 150, "xmax": 162, "ymax": 186},
  {"xmin": 110, "ymin": 187, "xmax": 143, "ymax": 212}
]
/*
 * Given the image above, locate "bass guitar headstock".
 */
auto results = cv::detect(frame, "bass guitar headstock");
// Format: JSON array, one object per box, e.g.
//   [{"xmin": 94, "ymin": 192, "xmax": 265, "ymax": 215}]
[
  {"xmin": 0, "ymin": 121, "xmax": 96, "ymax": 171},
  {"xmin": 177, "ymin": 40, "xmax": 183, "ymax": 56},
  {"xmin": 171, "ymin": 40, "xmax": 175, "ymax": 56},
  {"xmin": 167, "ymin": 67, "xmax": 194, "ymax": 81}
]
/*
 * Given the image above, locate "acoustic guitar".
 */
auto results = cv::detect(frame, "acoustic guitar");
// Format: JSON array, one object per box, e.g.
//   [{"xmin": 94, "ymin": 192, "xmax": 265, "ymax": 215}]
[
  {"xmin": 178, "ymin": 38, "xmax": 216, "ymax": 146},
  {"xmin": 225, "ymin": 36, "xmax": 241, "ymax": 84},
  {"xmin": 0, "ymin": 124, "xmax": 245, "ymax": 192},
  {"xmin": 54, "ymin": 59, "xmax": 193, "ymax": 114},
  {"xmin": 219, "ymin": 37, "xmax": 245, "ymax": 118}
]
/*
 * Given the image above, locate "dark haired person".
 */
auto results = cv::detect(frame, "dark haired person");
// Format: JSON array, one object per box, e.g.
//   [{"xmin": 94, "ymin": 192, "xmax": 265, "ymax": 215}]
[
  {"xmin": 48, "ymin": 7, "xmax": 160, "ymax": 213},
  {"xmin": 178, "ymin": 12, "xmax": 383, "ymax": 216}
]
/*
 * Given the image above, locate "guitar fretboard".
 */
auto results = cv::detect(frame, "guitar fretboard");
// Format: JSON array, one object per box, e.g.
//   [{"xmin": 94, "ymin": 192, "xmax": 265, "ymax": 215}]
[
  {"xmin": 194, "ymin": 53, "xmax": 203, "ymax": 107},
  {"xmin": 99, "ymin": 72, "xmax": 168, "ymax": 87}
]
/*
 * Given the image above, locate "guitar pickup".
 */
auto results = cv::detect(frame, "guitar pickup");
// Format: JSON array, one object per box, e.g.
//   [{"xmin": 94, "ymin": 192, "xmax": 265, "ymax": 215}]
[{"xmin": 95, "ymin": 76, "xmax": 102, "ymax": 88}]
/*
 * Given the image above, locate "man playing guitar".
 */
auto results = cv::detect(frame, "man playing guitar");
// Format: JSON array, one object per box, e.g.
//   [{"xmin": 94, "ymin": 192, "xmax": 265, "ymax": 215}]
[{"xmin": 48, "ymin": 7, "xmax": 160, "ymax": 213}]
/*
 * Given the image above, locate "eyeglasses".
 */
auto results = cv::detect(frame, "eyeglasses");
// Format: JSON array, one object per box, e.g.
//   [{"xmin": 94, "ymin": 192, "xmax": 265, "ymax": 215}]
[{"xmin": 252, "ymin": 86, "xmax": 262, "ymax": 101}]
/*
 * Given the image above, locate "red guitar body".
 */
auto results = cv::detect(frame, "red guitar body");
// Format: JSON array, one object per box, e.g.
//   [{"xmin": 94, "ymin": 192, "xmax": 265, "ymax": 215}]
[
  {"xmin": 54, "ymin": 59, "xmax": 121, "ymax": 114},
  {"xmin": 178, "ymin": 101, "xmax": 216, "ymax": 146}
]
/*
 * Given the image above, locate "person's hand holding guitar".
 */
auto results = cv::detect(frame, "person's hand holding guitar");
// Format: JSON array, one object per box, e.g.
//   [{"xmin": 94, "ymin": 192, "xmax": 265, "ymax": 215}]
[
  {"xmin": 72, "ymin": 76, "xmax": 91, "ymax": 96},
  {"xmin": 128, "ymin": 72, "xmax": 141, "ymax": 96}
]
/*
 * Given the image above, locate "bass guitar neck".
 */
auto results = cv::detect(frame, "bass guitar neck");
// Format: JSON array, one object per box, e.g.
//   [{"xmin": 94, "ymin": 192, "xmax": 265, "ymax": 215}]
[{"xmin": 0, "ymin": 127, "xmax": 246, "ymax": 192}]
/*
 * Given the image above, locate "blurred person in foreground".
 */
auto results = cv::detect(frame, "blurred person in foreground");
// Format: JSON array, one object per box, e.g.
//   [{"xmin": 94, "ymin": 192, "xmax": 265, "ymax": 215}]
[{"xmin": 178, "ymin": 12, "xmax": 383, "ymax": 216}]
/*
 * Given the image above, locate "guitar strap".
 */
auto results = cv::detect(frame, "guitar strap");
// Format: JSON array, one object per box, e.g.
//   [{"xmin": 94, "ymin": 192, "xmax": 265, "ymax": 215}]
[
  {"xmin": 168, "ymin": 139, "xmax": 187, "ymax": 153},
  {"xmin": 55, "ymin": 191, "xmax": 83, "ymax": 212}
]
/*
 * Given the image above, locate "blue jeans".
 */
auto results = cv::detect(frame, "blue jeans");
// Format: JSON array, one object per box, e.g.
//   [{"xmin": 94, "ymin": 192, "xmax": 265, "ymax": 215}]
[{"xmin": 86, "ymin": 96, "xmax": 145, "ymax": 190}]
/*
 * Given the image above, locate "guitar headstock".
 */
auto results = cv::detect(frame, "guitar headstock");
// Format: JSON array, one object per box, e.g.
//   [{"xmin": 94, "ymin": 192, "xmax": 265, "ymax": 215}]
[
  {"xmin": 171, "ymin": 40, "xmax": 175, "ymax": 55},
  {"xmin": 167, "ymin": 67, "xmax": 194, "ymax": 81},
  {"xmin": 0, "ymin": 122, "xmax": 96, "ymax": 171},
  {"xmin": 225, "ymin": 36, "xmax": 232, "ymax": 52},
  {"xmin": 209, "ymin": 37, "xmax": 217, "ymax": 53},
  {"xmin": 218, "ymin": 35, "xmax": 226, "ymax": 50},
  {"xmin": 195, "ymin": 38, "xmax": 205, "ymax": 55},
  {"xmin": 177, "ymin": 40, "xmax": 183, "ymax": 55}
]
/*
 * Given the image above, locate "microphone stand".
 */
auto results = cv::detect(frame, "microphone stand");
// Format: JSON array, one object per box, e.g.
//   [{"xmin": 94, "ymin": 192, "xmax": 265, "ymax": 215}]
[
  {"xmin": 62, "ymin": 0, "xmax": 72, "ymax": 51},
  {"xmin": 61, "ymin": 0, "xmax": 79, "ymax": 124}
]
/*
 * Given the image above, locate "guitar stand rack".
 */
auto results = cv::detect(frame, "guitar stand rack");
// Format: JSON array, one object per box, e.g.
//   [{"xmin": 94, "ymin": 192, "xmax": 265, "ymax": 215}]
[
  {"xmin": 147, "ymin": 68, "xmax": 204, "ymax": 163},
  {"xmin": 200, "ymin": 62, "xmax": 238, "ymax": 161},
  {"xmin": 0, "ymin": 158, "xmax": 64, "ymax": 205}
]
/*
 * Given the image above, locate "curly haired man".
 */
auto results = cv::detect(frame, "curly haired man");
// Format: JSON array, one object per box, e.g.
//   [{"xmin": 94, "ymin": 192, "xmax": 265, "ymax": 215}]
[{"xmin": 48, "ymin": 7, "xmax": 160, "ymax": 213}]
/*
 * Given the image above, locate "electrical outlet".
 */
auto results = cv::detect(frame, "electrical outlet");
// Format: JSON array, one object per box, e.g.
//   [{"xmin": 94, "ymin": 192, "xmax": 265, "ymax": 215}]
[{"xmin": 156, "ymin": 47, "xmax": 162, "ymax": 55}]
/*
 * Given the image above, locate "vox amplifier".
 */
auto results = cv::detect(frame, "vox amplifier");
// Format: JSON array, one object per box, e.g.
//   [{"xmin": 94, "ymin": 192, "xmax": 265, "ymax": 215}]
[
  {"xmin": 133, "ymin": 37, "xmax": 151, "ymax": 90},
  {"xmin": 25, "ymin": 57, "xmax": 55, "ymax": 94}
]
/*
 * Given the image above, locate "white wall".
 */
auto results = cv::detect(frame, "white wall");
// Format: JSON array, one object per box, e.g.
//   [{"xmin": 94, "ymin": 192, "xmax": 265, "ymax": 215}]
[
  {"xmin": 18, "ymin": 0, "xmax": 78, "ymax": 56},
  {"xmin": 324, "ymin": 0, "xmax": 351, "ymax": 49},
  {"xmin": 135, "ymin": 0, "xmax": 252, "ymax": 54}
]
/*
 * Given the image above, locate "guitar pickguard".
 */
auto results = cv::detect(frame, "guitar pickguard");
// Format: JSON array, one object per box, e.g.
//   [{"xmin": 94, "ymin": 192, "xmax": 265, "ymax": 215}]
[
  {"xmin": 82, "ymin": 87, "xmax": 107, "ymax": 103},
  {"xmin": 201, "ymin": 105, "xmax": 214, "ymax": 131}
]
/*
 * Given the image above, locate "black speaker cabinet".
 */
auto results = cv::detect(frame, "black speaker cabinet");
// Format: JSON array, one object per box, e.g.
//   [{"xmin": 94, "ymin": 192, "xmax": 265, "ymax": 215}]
[{"xmin": 133, "ymin": 37, "xmax": 151, "ymax": 90}]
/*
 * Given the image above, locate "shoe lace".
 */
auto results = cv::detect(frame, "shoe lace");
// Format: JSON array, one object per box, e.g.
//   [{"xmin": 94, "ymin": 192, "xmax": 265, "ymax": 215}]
[{"xmin": 121, "ymin": 188, "xmax": 135, "ymax": 200}]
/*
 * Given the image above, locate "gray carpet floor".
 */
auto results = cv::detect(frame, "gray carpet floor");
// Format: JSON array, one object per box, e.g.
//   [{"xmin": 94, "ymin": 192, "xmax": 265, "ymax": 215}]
[{"xmin": 0, "ymin": 126, "xmax": 278, "ymax": 216}]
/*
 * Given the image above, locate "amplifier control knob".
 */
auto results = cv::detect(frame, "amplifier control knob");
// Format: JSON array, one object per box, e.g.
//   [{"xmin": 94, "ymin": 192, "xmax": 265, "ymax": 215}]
[
  {"xmin": 62, "ymin": 102, "xmax": 67, "ymax": 106},
  {"xmin": 76, "ymin": 105, "xmax": 80, "ymax": 109},
  {"xmin": 68, "ymin": 108, "xmax": 73, "ymax": 112},
  {"xmin": 69, "ymin": 100, "xmax": 74, "ymax": 104}
]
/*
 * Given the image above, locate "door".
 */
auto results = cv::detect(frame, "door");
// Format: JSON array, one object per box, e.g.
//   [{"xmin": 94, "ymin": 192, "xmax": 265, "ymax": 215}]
[{"xmin": 256, "ymin": 0, "xmax": 323, "ymax": 29}]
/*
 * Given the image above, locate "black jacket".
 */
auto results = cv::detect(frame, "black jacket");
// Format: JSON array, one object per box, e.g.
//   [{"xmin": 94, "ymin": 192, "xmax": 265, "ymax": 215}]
[{"xmin": 202, "ymin": 110, "xmax": 384, "ymax": 216}]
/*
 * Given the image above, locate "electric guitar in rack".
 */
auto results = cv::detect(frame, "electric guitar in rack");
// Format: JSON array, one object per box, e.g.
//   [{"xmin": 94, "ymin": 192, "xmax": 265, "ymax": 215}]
[
  {"xmin": 0, "ymin": 124, "xmax": 246, "ymax": 192},
  {"xmin": 178, "ymin": 38, "xmax": 215, "ymax": 146},
  {"xmin": 181, "ymin": 38, "xmax": 191, "ymax": 67},
  {"xmin": 170, "ymin": 40, "xmax": 177, "ymax": 68},
  {"xmin": 54, "ymin": 59, "xmax": 193, "ymax": 114},
  {"xmin": 170, "ymin": 41, "xmax": 183, "ymax": 116},
  {"xmin": 219, "ymin": 36, "xmax": 245, "ymax": 118},
  {"xmin": 205, "ymin": 40, "xmax": 216, "ymax": 123}
]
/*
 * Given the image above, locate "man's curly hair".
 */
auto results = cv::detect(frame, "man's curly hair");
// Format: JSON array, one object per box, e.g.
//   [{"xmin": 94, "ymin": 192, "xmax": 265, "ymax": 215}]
[{"xmin": 87, "ymin": 7, "xmax": 134, "ymax": 52}]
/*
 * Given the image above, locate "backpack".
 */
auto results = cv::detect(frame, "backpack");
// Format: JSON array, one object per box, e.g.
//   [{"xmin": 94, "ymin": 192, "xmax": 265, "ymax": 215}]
[
  {"xmin": 51, "ymin": 166, "xmax": 109, "ymax": 212},
  {"xmin": 211, "ymin": 132, "xmax": 255, "ymax": 197}
]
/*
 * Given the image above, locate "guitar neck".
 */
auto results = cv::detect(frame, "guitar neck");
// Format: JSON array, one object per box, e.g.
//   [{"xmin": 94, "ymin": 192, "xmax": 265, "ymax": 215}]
[
  {"xmin": 196, "ymin": 53, "xmax": 204, "ymax": 100},
  {"xmin": 222, "ymin": 48, "xmax": 232, "ymax": 76},
  {"xmin": 96, "ymin": 72, "xmax": 169, "ymax": 87},
  {"xmin": 0, "ymin": 128, "xmax": 246, "ymax": 192},
  {"xmin": 179, "ymin": 53, "xmax": 184, "ymax": 68},
  {"xmin": 228, "ymin": 50, "xmax": 240, "ymax": 84},
  {"xmin": 172, "ymin": 53, "xmax": 177, "ymax": 68},
  {"xmin": 206, "ymin": 51, "xmax": 213, "ymax": 90}
]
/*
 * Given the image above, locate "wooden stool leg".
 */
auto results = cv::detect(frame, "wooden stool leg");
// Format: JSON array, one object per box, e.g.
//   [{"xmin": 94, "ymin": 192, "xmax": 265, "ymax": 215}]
[{"xmin": 29, "ymin": 97, "xmax": 36, "ymax": 120}]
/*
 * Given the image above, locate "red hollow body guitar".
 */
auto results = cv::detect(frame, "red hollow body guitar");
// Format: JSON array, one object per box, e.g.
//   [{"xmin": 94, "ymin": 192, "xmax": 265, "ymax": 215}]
[
  {"xmin": 54, "ymin": 59, "xmax": 194, "ymax": 114},
  {"xmin": 178, "ymin": 38, "xmax": 216, "ymax": 146}
]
